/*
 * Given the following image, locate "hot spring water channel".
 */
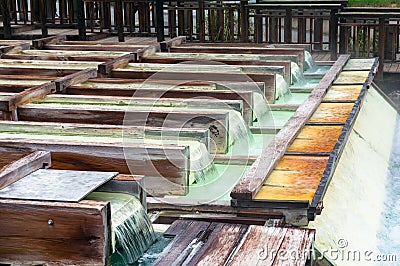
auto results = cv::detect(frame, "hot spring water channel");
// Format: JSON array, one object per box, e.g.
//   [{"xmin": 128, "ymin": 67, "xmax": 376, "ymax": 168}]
[{"xmin": 53, "ymin": 56, "xmax": 327, "ymax": 264}]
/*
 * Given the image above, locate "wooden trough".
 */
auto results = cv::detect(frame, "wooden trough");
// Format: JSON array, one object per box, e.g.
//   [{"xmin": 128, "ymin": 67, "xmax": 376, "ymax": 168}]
[{"xmin": 0, "ymin": 150, "xmax": 146, "ymax": 265}]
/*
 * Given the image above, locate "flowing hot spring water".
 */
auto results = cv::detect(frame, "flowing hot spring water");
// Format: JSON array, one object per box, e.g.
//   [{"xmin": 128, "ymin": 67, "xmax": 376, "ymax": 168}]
[
  {"xmin": 378, "ymin": 114, "xmax": 400, "ymax": 256},
  {"xmin": 304, "ymin": 50, "xmax": 317, "ymax": 71},
  {"xmin": 85, "ymin": 192, "xmax": 156, "ymax": 265}
]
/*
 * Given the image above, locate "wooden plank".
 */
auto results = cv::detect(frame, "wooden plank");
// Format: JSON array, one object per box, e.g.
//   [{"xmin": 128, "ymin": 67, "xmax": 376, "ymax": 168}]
[
  {"xmin": 333, "ymin": 70, "xmax": 371, "ymax": 85},
  {"xmin": 186, "ymin": 223, "xmax": 249, "ymax": 265},
  {"xmin": 0, "ymin": 199, "xmax": 110, "ymax": 265},
  {"xmin": 0, "ymin": 151, "xmax": 51, "ymax": 190},
  {"xmin": 43, "ymin": 44, "xmax": 149, "ymax": 52},
  {"xmin": 0, "ymin": 42, "xmax": 30, "ymax": 54},
  {"xmin": 36, "ymin": 94, "xmax": 244, "ymax": 117},
  {"xmin": 275, "ymin": 155, "xmax": 329, "ymax": 172},
  {"xmin": 160, "ymin": 36, "xmax": 186, "ymax": 52},
  {"xmin": 32, "ymin": 35, "xmax": 67, "ymax": 49},
  {"xmin": 0, "ymin": 82, "xmax": 56, "ymax": 112},
  {"xmin": 323, "ymin": 85, "xmax": 363, "ymax": 101},
  {"xmin": 297, "ymin": 125, "xmax": 343, "ymax": 139},
  {"xmin": 153, "ymin": 221, "xmax": 211, "ymax": 265},
  {"xmin": 229, "ymin": 226, "xmax": 288, "ymax": 265},
  {"xmin": 287, "ymin": 138, "xmax": 338, "ymax": 153},
  {"xmin": 55, "ymin": 68, "xmax": 98, "ymax": 93},
  {"xmin": 170, "ymin": 46, "xmax": 306, "ymax": 71},
  {"xmin": 0, "ymin": 140, "xmax": 189, "ymax": 196},
  {"xmin": 308, "ymin": 102, "xmax": 354, "ymax": 123},
  {"xmin": 264, "ymin": 170, "xmax": 323, "ymax": 189},
  {"xmin": 0, "ymin": 121, "xmax": 211, "ymax": 152},
  {"xmin": 0, "ymin": 152, "xmax": 30, "ymax": 168},
  {"xmin": 98, "ymin": 53, "xmax": 137, "ymax": 77},
  {"xmin": 17, "ymin": 104, "xmax": 229, "ymax": 153},
  {"xmin": 142, "ymin": 55, "xmax": 292, "ymax": 85},
  {"xmin": 110, "ymin": 70, "xmax": 276, "ymax": 103},
  {"xmin": 254, "ymin": 186, "xmax": 316, "ymax": 201},
  {"xmin": 231, "ymin": 55, "xmax": 350, "ymax": 200},
  {"xmin": 67, "ymin": 86, "xmax": 255, "ymax": 126}
]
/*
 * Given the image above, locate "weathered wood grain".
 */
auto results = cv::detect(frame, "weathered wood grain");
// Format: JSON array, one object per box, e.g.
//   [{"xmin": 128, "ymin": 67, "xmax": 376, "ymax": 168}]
[
  {"xmin": 230, "ymin": 54, "xmax": 350, "ymax": 200},
  {"xmin": 0, "ymin": 151, "xmax": 51, "ymax": 190},
  {"xmin": 17, "ymin": 104, "xmax": 229, "ymax": 153},
  {"xmin": 0, "ymin": 140, "xmax": 190, "ymax": 196},
  {"xmin": 0, "ymin": 121, "xmax": 211, "ymax": 151},
  {"xmin": 55, "ymin": 68, "xmax": 98, "ymax": 92},
  {"xmin": 110, "ymin": 69, "xmax": 276, "ymax": 102},
  {"xmin": 0, "ymin": 199, "xmax": 111, "ymax": 265},
  {"xmin": 98, "ymin": 53, "xmax": 137, "ymax": 77}
]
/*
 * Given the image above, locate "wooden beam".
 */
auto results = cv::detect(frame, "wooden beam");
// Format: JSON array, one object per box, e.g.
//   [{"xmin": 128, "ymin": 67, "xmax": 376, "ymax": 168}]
[
  {"xmin": 110, "ymin": 70, "xmax": 276, "ymax": 103},
  {"xmin": 0, "ymin": 42, "xmax": 31, "ymax": 54},
  {"xmin": 0, "ymin": 121, "xmax": 211, "ymax": 152},
  {"xmin": 0, "ymin": 199, "xmax": 111, "ymax": 265},
  {"xmin": 169, "ymin": 46, "xmax": 305, "ymax": 71},
  {"xmin": 0, "ymin": 151, "xmax": 51, "ymax": 190},
  {"xmin": 17, "ymin": 104, "xmax": 230, "ymax": 153},
  {"xmin": 98, "ymin": 53, "xmax": 137, "ymax": 77},
  {"xmin": 67, "ymin": 85, "xmax": 255, "ymax": 125},
  {"xmin": 230, "ymin": 54, "xmax": 350, "ymax": 200},
  {"xmin": 0, "ymin": 82, "xmax": 56, "ymax": 112},
  {"xmin": 32, "ymin": 35, "xmax": 67, "ymax": 49},
  {"xmin": 0, "ymin": 140, "xmax": 190, "ymax": 196},
  {"xmin": 55, "ymin": 68, "xmax": 98, "ymax": 93},
  {"xmin": 160, "ymin": 36, "xmax": 187, "ymax": 52}
]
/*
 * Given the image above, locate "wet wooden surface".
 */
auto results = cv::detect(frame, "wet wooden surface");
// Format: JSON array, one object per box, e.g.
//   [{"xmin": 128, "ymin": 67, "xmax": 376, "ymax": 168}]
[
  {"xmin": 254, "ymin": 59, "xmax": 375, "ymax": 202},
  {"xmin": 308, "ymin": 103, "xmax": 354, "ymax": 123},
  {"xmin": 323, "ymin": 85, "xmax": 363, "ymax": 101},
  {"xmin": 333, "ymin": 71, "xmax": 370, "ymax": 85},
  {"xmin": 155, "ymin": 220, "xmax": 315, "ymax": 266}
]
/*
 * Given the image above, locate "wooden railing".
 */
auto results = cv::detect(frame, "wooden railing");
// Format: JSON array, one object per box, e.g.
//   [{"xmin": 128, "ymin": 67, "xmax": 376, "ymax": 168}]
[{"xmin": 1, "ymin": 1, "xmax": 400, "ymax": 64}]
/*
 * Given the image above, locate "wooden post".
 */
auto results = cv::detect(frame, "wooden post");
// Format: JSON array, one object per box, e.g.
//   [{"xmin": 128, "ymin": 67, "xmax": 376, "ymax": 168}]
[
  {"xmin": 255, "ymin": 10, "xmax": 263, "ymax": 43},
  {"xmin": 284, "ymin": 8, "xmax": 292, "ymax": 44},
  {"xmin": 339, "ymin": 17, "xmax": 346, "ymax": 54},
  {"xmin": 77, "ymin": 0, "xmax": 86, "ymax": 40},
  {"xmin": 377, "ymin": 17, "xmax": 385, "ymax": 80},
  {"xmin": 155, "ymin": 0, "xmax": 165, "ymax": 42},
  {"xmin": 1, "ymin": 0, "xmax": 12, "ymax": 39},
  {"xmin": 314, "ymin": 17, "xmax": 322, "ymax": 50},
  {"xmin": 199, "ymin": 0, "xmax": 205, "ymax": 42},
  {"xmin": 330, "ymin": 9, "xmax": 338, "ymax": 60},
  {"xmin": 39, "ymin": 0, "xmax": 48, "ymax": 37},
  {"xmin": 240, "ymin": 0, "xmax": 248, "ymax": 42},
  {"xmin": 115, "ymin": 0, "xmax": 124, "ymax": 42}
]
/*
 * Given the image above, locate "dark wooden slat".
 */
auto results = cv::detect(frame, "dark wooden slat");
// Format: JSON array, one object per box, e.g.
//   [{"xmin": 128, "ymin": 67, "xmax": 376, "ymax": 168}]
[
  {"xmin": 0, "ymin": 151, "xmax": 51, "ymax": 190},
  {"xmin": 231, "ymin": 54, "xmax": 350, "ymax": 200}
]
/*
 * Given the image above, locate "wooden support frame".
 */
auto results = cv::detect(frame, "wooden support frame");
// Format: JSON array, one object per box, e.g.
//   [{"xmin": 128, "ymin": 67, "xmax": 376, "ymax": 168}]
[
  {"xmin": 231, "ymin": 54, "xmax": 350, "ymax": 200},
  {"xmin": 0, "ymin": 151, "xmax": 51, "ymax": 190},
  {"xmin": 0, "ymin": 42, "xmax": 31, "ymax": 54}
]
